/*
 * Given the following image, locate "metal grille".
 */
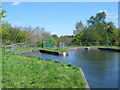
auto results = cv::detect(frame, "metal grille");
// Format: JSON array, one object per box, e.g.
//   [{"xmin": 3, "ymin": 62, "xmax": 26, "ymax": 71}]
[{"xmin": 42, "ymin": 39, "xmax": 52, "ymax": 48}]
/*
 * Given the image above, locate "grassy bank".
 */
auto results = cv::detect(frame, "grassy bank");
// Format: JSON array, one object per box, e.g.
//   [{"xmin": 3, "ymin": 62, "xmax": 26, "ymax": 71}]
[
  {"xmin": 4, "ymin": 45, "xmax": 120, "ymax": 54},
  {"xmin": 97, "ymin": 46, "xmax": 120, "ymax": 49},
  {"xmin": 2, "ymin": 52, "xmax": 85, "ymax": 88},
  {"xmin": 4, "ymin": 46, "xmax": 80, "ymax": 53},
  {"xmin": 5, "ymin": 47, "xmax": 68, "ymax": 52}
]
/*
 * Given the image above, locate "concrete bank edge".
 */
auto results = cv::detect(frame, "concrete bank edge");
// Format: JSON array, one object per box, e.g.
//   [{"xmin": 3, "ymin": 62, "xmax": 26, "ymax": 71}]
[
  {"xmin": 80, "ymin": 68, "xmax": 90, "ymax": 89},
  {"xmin": 14, "ymin": 49, "xmax": 68, "ymax": 56}
]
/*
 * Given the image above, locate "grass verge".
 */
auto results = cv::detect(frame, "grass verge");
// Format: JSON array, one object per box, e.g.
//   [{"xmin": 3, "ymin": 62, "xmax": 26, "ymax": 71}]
[
  {"xmin": 5, "ymin": 45, "xmax": 120, "ymax": 53},
  {"xmin": 5, "ymin": 47, "xmax": 68, "ymax": 52},
  {"xmin": 96, "ymin": 46, "xmax": 120, "ymax": 49},
  {"xmin": 2, "ymin": 52, "xmax": 85, "ymax": 88}
]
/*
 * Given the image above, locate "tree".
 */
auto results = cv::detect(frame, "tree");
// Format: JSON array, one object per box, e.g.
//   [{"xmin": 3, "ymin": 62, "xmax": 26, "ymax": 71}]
[
  {"xmin": 118, "ymin": 30, "xmax": 120, "ymax": 45},
  {"xmin": 60, "ymin": 35, "xmax": 73, "ymax": 46},
  {"xmin": 19, "ymin": 26, "xmax": 52, "ymax": 46},
  {"xmin": 52, "ymin": 34, "xmax": 58, "ymax": 40},
  {"xmin": 72, "ymin": 30, "xmax": 84, "ymax": 45},
  {"xmin": 50, "ymin": 37, "xmax": 57, "ymax": 46},
  {"xmin": 0, "ymin": 5, "xmax": 6, "ymax": 33},
  {"xmin": 107, "ymin": 22, "xmax": 119, "ymax": 45},
  {"xmin": 86, "ymin": 11, "xmax": 109, "ymax": 44},
  {"xmin": 0, "ymin": 5, "xmax": 6, "ymax": 22},
  {"xmin": 0, "ymin": 5, "xmax": 7, "ymax": 42},
  {"xmin": 73, "ymin": 21, "xmax": 84, "ymax": 35},
  {"xmin": 52, "ymin": 34, "xmax": 59, "ymax": 46},
  {"xmin": 87, "ymin": 11, "xmax": 106, "ymax": 25},
  {"xmin": 72, "ymin": 11, "xmax": 120, "ymax": 46},
  {"xmin": 2, "ymin": 22, "xmax": 12, "ymax": 44}
]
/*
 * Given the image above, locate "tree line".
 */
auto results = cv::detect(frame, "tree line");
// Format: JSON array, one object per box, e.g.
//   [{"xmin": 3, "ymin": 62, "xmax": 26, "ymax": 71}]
[
  {"xmin": 72, "ymin": 11, "xmax": 120, "ymax": 46},
  {"xmin": 1, "ymin": 5, "xmax": 119, "ymax": 47},
  {"xmin": 1, "ymin": 22, "xmax": 74, "ymax": 47},
  {"xmin": 0, "ymin": 5, "xmax": 73, "ymax": 47},
  {"xmin": 1, "ymin": 22, "xmax": 58, "ymax": 47}
]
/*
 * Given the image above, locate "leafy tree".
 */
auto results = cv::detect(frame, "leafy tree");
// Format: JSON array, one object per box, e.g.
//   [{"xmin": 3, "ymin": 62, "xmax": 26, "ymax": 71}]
[
  {"xmin": 52, "ymin": 34, "xmax": 58, "ymax": 40},
  {"xmin": 0, "ymin": 5, "xmax": 7, "ymax": 41},
  {"xmin": 84, "ymin": 11, "xmax": 109, "ymax": 44},
  {"xmin": 2, "ymin": 23, "xmax": 28, "ymax": 45},
  {"xmin": 73, "ymin": 21, "xmax": 84, "ymax": 35},
  {"xmin": 72, "ymin": 30, "xmax": 83, "ymax": 45},
  {"xmin": 52, "ymin": 34, "xmax": 59, "ymax": 46},
  {"xmin": 0, "ymin": 5, "xmax": 6, "ymax": 21},
  {"xmin": 87, "ymin": 11, "xmax": 106, "ymax": 25},
  {"xmin": 117, "ymin": 30, "xmax": 120, "ymax": 45},
  {"xmin": 60, "ymin": 35, "xmax": 73, "ymax": 46},
  {"xmin": 107, "ymin": 22, "xmax": 119, "ymax": 45},
  {"xmin": 50, "ymin": 37, "xmax": 57, "ymax": 46},
  {"xmin": 72, "ymin": 11, "xmax": 120, "ymax": 46}
]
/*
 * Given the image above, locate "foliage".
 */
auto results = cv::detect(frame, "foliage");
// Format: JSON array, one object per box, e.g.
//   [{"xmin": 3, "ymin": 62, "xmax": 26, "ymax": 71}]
[
  {"xmin": 59, "ymin": 35, "xmax": 73, "ymax": 46},
  {"xmin": 1, "ymin": 22, "xmax": 54, "ymax": 46},
  {"xmin": 73, "ymin": 21, "xmax": 84, "ymax": 35},
  {"xmin": 0, "ymin": 5, "xmax": 6, "ymax": 43},
  {"xmin": 52, "ymin": 34, "xmax": 59, "ymax": 41},
  {"xmin": 87, "ymin": 11, "xmax": 106, "ymax": 25},
  {"xmin": 0, "ymin": 5, "xmax": 6, "ymax": 21},
  {"xmin": 1, "ymin": 4, "xmax": 119, "ymax": 47},
  {"xmin": 50, "ymin": 37, "xmax": 57, "ymax": 46},
  {"xmin": 52, "ymin": 34, "xmax": 59, "ymax": 46},
  {"xmin": 72, "ymin": 11, "xmax": 120, "ymax": 46},
  {"xmin": 22, "ymin": 26, "xmax": 51, "ymax": 46},
  {"xmin": 72, "ymin": 31, "xmax": 83, "ymax": 45},
  {"xmin": 2, "ymin": 22, "xmax": 29, "ymax": 45}
]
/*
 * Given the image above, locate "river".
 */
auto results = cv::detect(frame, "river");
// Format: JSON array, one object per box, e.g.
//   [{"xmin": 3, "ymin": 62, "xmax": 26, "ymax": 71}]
[{"xmin": 28, "ymin": 48, "xmax": 119, "ymax": 88}]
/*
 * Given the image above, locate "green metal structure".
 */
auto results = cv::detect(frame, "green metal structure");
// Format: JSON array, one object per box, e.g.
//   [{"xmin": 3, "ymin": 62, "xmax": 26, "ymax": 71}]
[{"xmin": 42, "ymin": 39, "xmax": 52, "ymax": 48}]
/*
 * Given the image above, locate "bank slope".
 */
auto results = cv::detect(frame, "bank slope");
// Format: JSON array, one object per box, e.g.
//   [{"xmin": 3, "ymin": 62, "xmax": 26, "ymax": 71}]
[{"xmin": 2, "ymin": 52, "xmax": 85, "ymax": 88}]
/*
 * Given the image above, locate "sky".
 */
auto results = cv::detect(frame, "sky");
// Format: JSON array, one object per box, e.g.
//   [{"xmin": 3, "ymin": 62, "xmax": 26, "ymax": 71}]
[
  {"xmin": 3, "ymin": 2, "xmax": 118, "ymax": 36},
  {"xmin": 2, "ymin": 0, "xmax": 120, "ymax": 2}
]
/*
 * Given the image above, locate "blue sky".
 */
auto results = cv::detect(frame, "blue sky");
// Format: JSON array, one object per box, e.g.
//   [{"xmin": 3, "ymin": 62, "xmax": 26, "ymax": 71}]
[{"xmin": 3, "ymin": 2, "xmax": 118, "ymax": 36}]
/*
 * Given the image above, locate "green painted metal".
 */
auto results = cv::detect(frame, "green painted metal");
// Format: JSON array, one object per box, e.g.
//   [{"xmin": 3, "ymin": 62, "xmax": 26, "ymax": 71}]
[{"xmin": 42, "ymin": 39, "xmax": 52, "ymax": 48}]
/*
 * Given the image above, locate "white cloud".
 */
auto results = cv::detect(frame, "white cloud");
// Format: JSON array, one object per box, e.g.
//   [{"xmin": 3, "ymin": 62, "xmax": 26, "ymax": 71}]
[
  {"xmin": 98, "ymin": 10, "xmax": 114, "ymax": 15},
  {"xmin": 98, "ymin": 10, "xmax": 106, "ymax": 13},
  {"xmin": 98, "ymin": 10, "xmax": 118, "ymax": 19},
  {"xmin": 51, "ymin": 32, "xmax": 72, "ymax": 36},
  {"xmin": 12, "ymin": 1, "xmax": 20, "ymax": 5}
]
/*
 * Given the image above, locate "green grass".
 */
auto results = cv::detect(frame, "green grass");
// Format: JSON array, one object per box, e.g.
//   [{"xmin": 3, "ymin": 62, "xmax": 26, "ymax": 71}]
[
  {"xmin": 5, "ymin": 47, "xmax": 68, "ymax": 52},
  {"xmin": 3, "ymin": 45, "xmax": 119, "ymax": 88},
  {"xmin": 63, "ymin": 45, "xmax": 120, "ymax": 50},
  {"xmin": 5, "ymin": 46, "xmax": 81, "ymax": 52},
  {"xmin": 97, "ymin": 46, "xmax": 120, "ymax": 49},
  {"xmin": 41, "ymin": 47, "xmax": 68, "ymax": 52},
  {"xmin": 2, "ymin": 52, "xmax": 85, "ymax": 88},
  {"xmin": 5, "ymin": 45, "xmax": 120, "ymax": 54}
]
